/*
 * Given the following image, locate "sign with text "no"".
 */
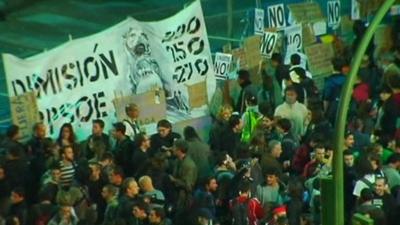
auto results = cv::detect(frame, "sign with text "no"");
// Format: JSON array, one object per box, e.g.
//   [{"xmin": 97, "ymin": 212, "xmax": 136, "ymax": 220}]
[
  {"xmin": 328, "ymin": 1, "xmax": 341, "ymax": 29},
  {"xmin": 285, "ymin": 24, "xmax": 302, "ymax": 52},
  {"xmin": 214, "ymin": 53, "xmax": 232, "ymax": 80},
  {"xmin": 268, "ymin": 4, "xmax": 286, "ymax": 29},
  {"xmin": 260, "ymin": 32, "xmax": 278, "ymax": 58}
]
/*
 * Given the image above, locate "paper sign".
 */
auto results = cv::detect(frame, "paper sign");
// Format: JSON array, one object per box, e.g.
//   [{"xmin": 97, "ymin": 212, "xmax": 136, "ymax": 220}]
[
  {"xmin": 304, "ymin": 43, "xmax": 334, "ymax": 76},
  {"xmin": 351, "ymin": 0, "xmax": 360, "ymax": 20},
  {"xmin": 285, "ymin": 24, "xmax": 302, "ymax": 52},
  {"xmin": 254, "ymin": 8, "xmax": 265, "ymax": 35},
  {"xmin": 390, "ymin": 5, "xmax": 400, "ymax": 16},
  {"xmin": 214, "ymin": 53, "xmax": 233, "ymax": 80},
  {"xmin": 313, "ymin": 21, "xmax": 327, "ymax": 36},
  {"xmin": 260, "ymin": 32, "xmax": 278, "ymax": 58},
  {"xmin": 187, "ymin": 81, "xmax": 208, "ymax": 108},
  {"xmin": 10, "ymin": 91, "xmax": 40, "ymax": 141},
  {"xmin": 328, "ymin": 1, "xmax": 341, "ymax": 29},
  {"xmin": 268, "ymin": 4, "xmax": 286, "ymax": 29},
  {"xmin": 112, "ymin": 89, "xmax": 166, "ymax": 126},
  {"xmin": 287, "ymin": 2, "xmax": 324, "ymax": 23}
]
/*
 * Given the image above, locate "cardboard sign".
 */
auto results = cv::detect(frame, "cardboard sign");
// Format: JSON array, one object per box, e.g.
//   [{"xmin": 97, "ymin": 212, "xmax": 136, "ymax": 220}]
[
  {"xmin": 267, "ymin": 4, "xmax": 286, "ymax": 29},
  {"xmin": 254, "ymin": 8, "xmax": 265, "ymax": 35},
  {"xmin": 214, "ymin": 53, "xmax": 233, "ymax": 80},
  {"xmin": 328, "ymin": 1, "xmax": 341, "ymax": 29},
  {"xmin": 10, "ymin": 91, "xmax": 40, "ymax": 141},
  {"xmin": 260, "ymin": 32, "xmax": 278, "ymax": 58},
  {"xmin": 304, "ymin": 43, "xmax": 334, "ymax": 76},
  {"xmin": 287, "ymin": 2, "xmax": 324, "ymax": 23},
  {"xmin": 187, "ymin": 81, "xmax": 208, "ymax": 108},
  {"xmin": 244, "ymin": 35, "xmax": 263, "ymax": 68},
  {"xmin": 285, "ymin": 24, "xmax": 303, "ymax": 52},
  {"xmin": 303, "ymin": 24, "xmax": 317, "ymax": 46},
  {"xmin": 112, "ymin": 89, "xmax": 166, "ymax": 126}
]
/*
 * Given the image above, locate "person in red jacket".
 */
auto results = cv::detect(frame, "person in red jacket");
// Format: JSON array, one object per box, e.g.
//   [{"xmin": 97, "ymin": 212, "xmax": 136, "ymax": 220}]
[{"xmin": 229, "ymin": 181, "xmax": 264, "ymax": 225}]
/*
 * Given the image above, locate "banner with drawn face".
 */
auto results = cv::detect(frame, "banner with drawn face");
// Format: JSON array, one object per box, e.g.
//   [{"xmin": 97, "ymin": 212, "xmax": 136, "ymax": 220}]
[{"xmin": 3, "ymin": 1, "xmax": 215, "ymax": 140}]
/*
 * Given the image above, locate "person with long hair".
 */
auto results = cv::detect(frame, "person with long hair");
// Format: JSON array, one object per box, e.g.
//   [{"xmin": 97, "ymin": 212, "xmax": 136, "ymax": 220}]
[{"xmin": 56, "ymin": 123, "xmax": 81, "ymax": 160}]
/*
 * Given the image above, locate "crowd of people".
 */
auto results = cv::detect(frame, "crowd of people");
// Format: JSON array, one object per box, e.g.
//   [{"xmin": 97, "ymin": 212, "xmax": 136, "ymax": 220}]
[{"xmin": 1, "ymin": 21, "xmax": 400, "ymax": 225}]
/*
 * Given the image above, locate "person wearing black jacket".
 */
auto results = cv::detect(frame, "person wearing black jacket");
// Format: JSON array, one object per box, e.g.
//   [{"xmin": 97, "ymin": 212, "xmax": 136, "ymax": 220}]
[
  {"xmin": 149, "ymin": 120, "xmax": 181, "ymax": 157},
  {"xmin": 111, "ymin": 122, "xmax": 134, "ymax": 174}
]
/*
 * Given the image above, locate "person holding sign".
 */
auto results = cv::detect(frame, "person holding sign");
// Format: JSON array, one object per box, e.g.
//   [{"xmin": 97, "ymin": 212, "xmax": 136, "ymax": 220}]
[
  {"xmin": 235, "ymin": 70, "xmax": 260, "ymax": 115},
  {"xmin": 123, "ymin": 103, "xmax": 142, "ymax": 141}
]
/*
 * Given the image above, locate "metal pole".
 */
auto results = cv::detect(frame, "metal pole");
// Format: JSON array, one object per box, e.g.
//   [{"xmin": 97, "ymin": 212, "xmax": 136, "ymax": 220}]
[
  {"xmin": 332, "ymin": 1, "xmax": 395, "ymax": 225},
  {"xmin": 227, "ymin": 0, "xmax": 233, "ymax": 40}
]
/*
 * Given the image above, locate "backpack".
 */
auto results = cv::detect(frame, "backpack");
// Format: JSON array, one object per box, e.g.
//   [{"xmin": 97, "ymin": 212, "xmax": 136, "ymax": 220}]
[{"xmin": 231, "ymin": 198, "xmax": 249, "ymax": 225}]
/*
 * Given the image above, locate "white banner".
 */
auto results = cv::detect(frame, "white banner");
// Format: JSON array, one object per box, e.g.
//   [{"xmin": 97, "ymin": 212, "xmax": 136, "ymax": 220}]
[
  {"xmin": 285, "ymin": 24, "xmax": 302, "ymax": 53},
  {"xmin": 214, "ymin": 53, "xmax": 232, "ymax": 80},
  {"xmin": 2, "ymin": 1, "xmax": 215, "ymax": 140},
  {"xmin": 254, "ymin": 8, "xmax": 265, "ymax": 35}
]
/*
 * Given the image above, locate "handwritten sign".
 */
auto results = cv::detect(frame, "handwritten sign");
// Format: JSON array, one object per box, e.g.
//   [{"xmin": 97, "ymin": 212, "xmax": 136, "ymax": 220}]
[
  {"xmin": 10, "ymin": 91, "xmax": 40, "ymax": 141},
  {"xmin": 268, "ymin": 4, "xmax": 286, "ymax": 29}
]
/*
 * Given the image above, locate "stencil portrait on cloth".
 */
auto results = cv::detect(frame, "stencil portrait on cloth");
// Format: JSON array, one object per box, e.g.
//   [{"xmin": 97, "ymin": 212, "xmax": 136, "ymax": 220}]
[{"xmin": 123, "ymin": 27, "xmax": 190, "ymax": 113}]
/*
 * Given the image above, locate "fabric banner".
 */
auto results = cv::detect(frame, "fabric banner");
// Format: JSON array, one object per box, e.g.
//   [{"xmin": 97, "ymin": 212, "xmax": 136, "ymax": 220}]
[{"xmin": 2, "ymin": 0, "xmax": 215, "ymax": 140}]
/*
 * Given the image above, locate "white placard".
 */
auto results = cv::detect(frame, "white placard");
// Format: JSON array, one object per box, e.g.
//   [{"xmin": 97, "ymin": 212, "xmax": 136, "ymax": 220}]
[
  {"xmin": 268, "ymin": 4, "xmax": 286, "ymax": 29},
  {"xmin": 254, "ymin": 8, "xmax": 265, "ymax": 35},
  {"xmin": 285, "ymin": 24, "xmax": 302, "ymax": 52},
  {"xmin": 351, "ymin": 0, "xmax": 360, "ymax": 20},
  {"xmin": 260, "ymin": 32, "xmax": 278, "ymax": 58},
  {"xmin": 328, "ymin": 1, "xmax": 341, "ymax": 29},
  {"xmin": 313, "ymin": 21, "xmax": 327, "ymax": 36},
  {"xmin": 214, "ymin": 53, "xmax": 232, "ymax": 80}
]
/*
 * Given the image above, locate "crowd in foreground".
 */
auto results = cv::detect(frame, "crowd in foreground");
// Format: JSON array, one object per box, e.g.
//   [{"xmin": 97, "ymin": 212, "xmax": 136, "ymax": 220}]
[{"xmin": 1, "ymin": 23, "xmax": 400, "ymax": 225}]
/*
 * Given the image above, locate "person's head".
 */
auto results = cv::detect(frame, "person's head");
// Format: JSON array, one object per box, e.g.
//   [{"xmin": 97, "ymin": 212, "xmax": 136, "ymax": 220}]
[
  {"xmin": 60, "ymin": 145, "xmax": 74, "ymax": 162},
  {"xmin": 112, "ymin": 122, "xmax": 126, "ymax": 139},
  {"xmin": 196, "ymin": 208, "xmax": 213, "ymax": 225},
  {"xmin": 99, "ymin": 152, "xmax": 114, "ymax": 167},
  {"xmin": 271, "ymin": 53, "xmax": 283, "ymax": 67},
  {"xmin": 183, "ymin": 126, "xmax": 200, "ymax": 141},
  {"xmin": 344, "ymin": 131, "xmax": 354, "ymax": 148},
  {"xmin": 204, "ymin": 176, "xmax": 218, "ymax": 193},
  {"xmin": 10, "ymin": 187, "xmax": 25, "ymax": 204},
  {"xmin": 237, "ymin": 69, "xmax": 251, "ymax": 86},
  {"xmin": 173, "ymin": 139, "xmax": 188, "ymax": 160},
  {"xmin": 359, "ymin": 188, "xmax": 374, "ymax": 203},
  {"xmin": 0, "ymin": 166, "xmax": 5, "ymax": 180},
  {"xmin": 125, "ymin": 103, "xmax": 140, "ymax": 119},
  {"xmin": 109, "ymin": 166, "xmax": 125, "ymax": 186},
  {"xmin": 228, "ymin": 114, "xmax": 243, "ymax": 133},
  {"xmin": 244, "ymin": 93, "xmax": 257, "ymax": 107},
  {"xmin": 276, "ymin": 118, "xmax": 291, "ymax": 134},
  {"xmin": 6, "ymin": 125, "xmax": 20, "ymax": 141},
  {"xmin": 88, "ymin": 163, "xmax": 101, "ymax": 179},
  {"xmin": 238, "ymin": 180, "xmax": 251, "ymax": 197},
  {"xmin": 134, "ymin": 132, "xmax": 150, "ymax": 150},
  {"xmin": 92, "ymin": 119, "xmax": 105, "ymax": 136},
  {"xmin": 368, "ymin": 153, "xmax": 381, "ymax": 171},
  {"xmin": 59, "ymin": 204, "xmax": 73, "ymax": 220},
  {"xmin": 264, "ymin": 167, "xmax": 279, "ymax": 186},
  {"xmin": 50, "ymin": 164, "xmax": 62, "ymax": 182},
  {"xmin": 379, "ymin": 85, "xmax": 393, "ymax": 101},
  {"xmin": 290, "ymin": 53, "xmax": 301, "ymax": 66},
  {"xmin": 138, "ymin": 176, "xmax": 154, "ymax": 192},
  {"xmin": 217, "ymin": 104, "xmax": 233, "ymax": 122},
  {"xmin": 101, "ymin": 184, "xmax": 119, "ymax": 202},
  {"xmin": 314, "ymin": 144, "xmax": 326, "ymax": 163},
  {"xmin": 132, "ymin": 201, "xmax": 149, "ymax": 219},
  {"xmin": 374, "ymin": 176, "xmax": 388, "ymax": 196},
  {"xmin": 343, "ymin": 150, "xmax": 354, "ymax": 167},
  {"xmin": 157, "ymin": 119, "xmax": 172, "ymax": 138},
  {"xmin": 379, "ymin": 52, "xmax": 395, "ymax": 67},
  {"xmin": 387, "ymin": 153, "xmax": 400, "ymax": 169},
  {"xmin": 332, "ymin": 57, "xmax": 345, "ymax": 72},
  {"xmin": 122, "ymin": 177, "xmax": 140, "ymax": 197},
  {"xmin": 58, "ymin": 123, "xmax": 75, "ymax": 144},
  {"xmin": 268, "ymin": 140, "xmax": 282, "ymax": 159},
  {"xmin": 33, "ymin": 122, "xmax": 46, "ymax": 139},
  {"xmin": 148, "ymin": 207, "xmax": 166, "ymax": 224},
  {"xmin": 284, "ymin": 86, "xmax": 298, "ymax": 104}
]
